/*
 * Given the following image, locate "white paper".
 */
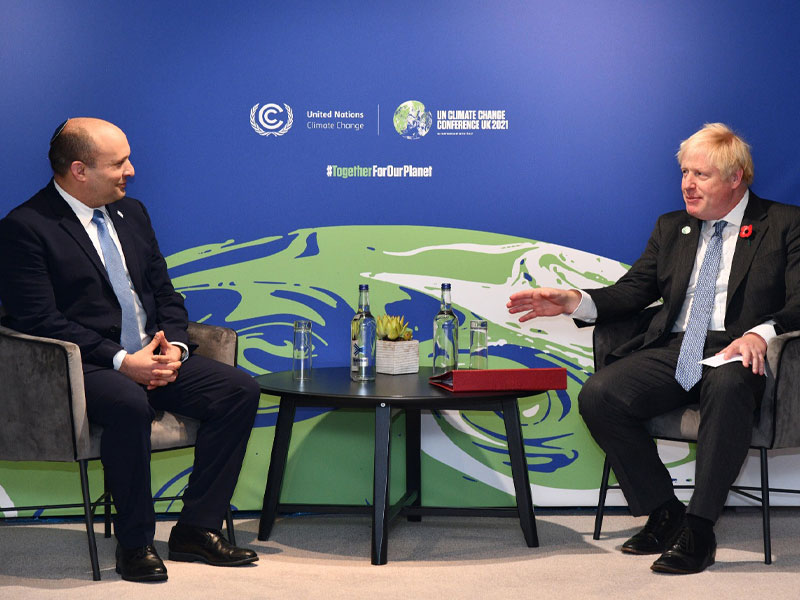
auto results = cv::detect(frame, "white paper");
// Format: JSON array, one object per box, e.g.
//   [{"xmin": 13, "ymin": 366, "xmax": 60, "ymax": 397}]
[{"xmin": 699, "ymin": 354, "xmax": 744, "ymax": 368}]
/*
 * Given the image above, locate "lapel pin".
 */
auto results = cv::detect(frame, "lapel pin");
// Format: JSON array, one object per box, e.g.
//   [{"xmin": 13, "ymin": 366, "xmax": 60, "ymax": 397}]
[
  {"xmin": 117, "ymin": 210, "xmax": 124, "ymax": 218},
  {"xmin": 681, "ymin": 226, "xmax": 690, "ymax": 235},
  {"xmin": 739, "ymin": 224, "xmax": 753, "ymax": 245}
]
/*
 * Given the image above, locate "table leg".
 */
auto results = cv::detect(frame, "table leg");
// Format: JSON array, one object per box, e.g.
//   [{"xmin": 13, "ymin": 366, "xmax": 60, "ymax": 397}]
[
  {"xmin": 502, "ymin": 397, "xmax": 539, "ymax": 547},
  {"xmin": 258, "ymin": 396, "xmax": 297, "ymax": 541},
  {"xmin": 372, "ymin": 402, "xmax": 392, "ymax": 564},
  {"xmin": 405, "ymin": 408, "xmax": 422, "ymax": 522}
]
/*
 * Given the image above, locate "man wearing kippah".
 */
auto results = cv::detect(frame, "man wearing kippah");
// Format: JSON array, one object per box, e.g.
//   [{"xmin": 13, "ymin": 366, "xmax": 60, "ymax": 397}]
[{"xmin": 0, "ymin": 118, "xmax": 261, "ymax": 582}]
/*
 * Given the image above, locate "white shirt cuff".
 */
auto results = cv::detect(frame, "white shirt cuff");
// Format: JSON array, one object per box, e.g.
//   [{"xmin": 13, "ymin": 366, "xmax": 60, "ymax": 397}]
[
  {"xmin": 112, "ymin": 349, "xmax": 127, "ymax": 371},
  {"xmin": 569, "ymin": 289, "xmax": 598, "ymax": 322},
  {"xmin": 746, "ymin": 322, "xmax": 777, "ymax": 346},
  {"xmin": 172, "ymin": 341, "xmax": 189, "ymax": 362}
]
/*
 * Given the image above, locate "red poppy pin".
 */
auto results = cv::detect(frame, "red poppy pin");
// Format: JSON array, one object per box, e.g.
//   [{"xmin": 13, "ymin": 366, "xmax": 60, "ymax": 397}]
[{"xmin": 739, "ymin": 224, "xmax": 753, "ymax": 245}]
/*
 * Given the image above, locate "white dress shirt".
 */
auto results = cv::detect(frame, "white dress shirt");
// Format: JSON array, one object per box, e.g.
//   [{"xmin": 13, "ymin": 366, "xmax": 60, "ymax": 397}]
[
  {"xmin": 54, "ymin": 181, "xmax": 187, "ymax": 368},
  {"xmin": 571, "ymin": 190, "xmax": 776, "ymax": 345}
]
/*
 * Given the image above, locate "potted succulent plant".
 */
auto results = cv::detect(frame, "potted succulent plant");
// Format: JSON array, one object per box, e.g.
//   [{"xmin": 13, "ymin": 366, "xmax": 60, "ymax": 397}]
[{"xmin": 376, "ymin": 315, "xmax": 419, "ymax": 374}]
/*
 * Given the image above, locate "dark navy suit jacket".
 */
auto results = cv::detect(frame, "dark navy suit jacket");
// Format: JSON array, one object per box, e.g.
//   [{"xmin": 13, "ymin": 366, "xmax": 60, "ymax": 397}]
[{"xmin": 0, "ymin": 180, "xmax": 189, "ymax": 368}]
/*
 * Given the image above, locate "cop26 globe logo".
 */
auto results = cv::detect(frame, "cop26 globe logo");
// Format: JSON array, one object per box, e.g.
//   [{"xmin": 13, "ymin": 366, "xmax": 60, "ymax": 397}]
[
  {"xmin": 250, "ymin": 103, "xmax": 294, "ymax": 136},
  {"xmin": 393, "ymin": 100, "xmax": 432, "ymax": 140}
]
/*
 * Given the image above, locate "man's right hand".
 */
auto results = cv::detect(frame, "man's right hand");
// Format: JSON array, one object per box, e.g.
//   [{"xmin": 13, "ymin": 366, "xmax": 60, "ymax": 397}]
[
  {"xmin": 506, "ymin": 288, "xmax": 582, "ymax": 322},
  {"xmin": 119, "ymin": 331, "xmax": 182, "ymax": 390}
]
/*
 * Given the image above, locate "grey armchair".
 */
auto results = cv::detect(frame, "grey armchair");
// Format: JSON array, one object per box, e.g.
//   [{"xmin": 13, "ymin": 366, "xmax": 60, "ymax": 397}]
[
  {"xmin": 590, "ymin": 306, "xmax": 800, "ymax": 564},
  {"xmin": 0, "ymin": 320, "xmax": 241, "ymax": 580}
]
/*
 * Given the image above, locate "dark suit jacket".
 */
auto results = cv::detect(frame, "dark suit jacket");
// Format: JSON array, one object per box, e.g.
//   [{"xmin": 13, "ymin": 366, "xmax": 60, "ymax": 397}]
[
  {"xmin": 0, "ymin": 180, "xmax": 189, "ymax": 368},
  {"xmin": 582, "ymin": 192, "xmax": 800, "ymax": 361}
]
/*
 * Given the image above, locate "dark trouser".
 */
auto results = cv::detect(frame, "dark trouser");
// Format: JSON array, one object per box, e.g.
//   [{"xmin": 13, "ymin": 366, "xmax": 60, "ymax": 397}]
[
  {"xmin": 578, "ymin": 331, "xmax": 765, "ymax": 523},
  {"xmin": 83, "ymin": 355, "xmax": 261, "ymax": 549}
]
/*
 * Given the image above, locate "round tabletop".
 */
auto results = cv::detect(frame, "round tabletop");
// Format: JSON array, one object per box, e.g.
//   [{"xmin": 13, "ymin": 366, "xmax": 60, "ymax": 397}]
[{"xmin": 255, "ymin": 366, "xmax": 521, "ymax": 408}]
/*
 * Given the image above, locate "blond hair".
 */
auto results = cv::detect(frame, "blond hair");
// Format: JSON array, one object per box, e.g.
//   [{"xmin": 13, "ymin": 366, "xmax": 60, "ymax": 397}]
[{"xmin": 676, "ymin": 123, "xmax": 754, "ymax": 185}]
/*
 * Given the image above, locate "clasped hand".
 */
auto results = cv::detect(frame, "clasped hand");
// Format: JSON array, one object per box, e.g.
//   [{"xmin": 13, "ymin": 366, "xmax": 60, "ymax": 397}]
[{"xmin": 119, "ymin": 330, "xmax": 183, "ymax": 390}]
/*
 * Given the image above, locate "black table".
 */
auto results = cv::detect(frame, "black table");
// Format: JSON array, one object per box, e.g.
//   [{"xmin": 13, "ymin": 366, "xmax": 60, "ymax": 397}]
[{"xmin": 256, "ymin": 366, "xmax": 553, "ymax": 564}]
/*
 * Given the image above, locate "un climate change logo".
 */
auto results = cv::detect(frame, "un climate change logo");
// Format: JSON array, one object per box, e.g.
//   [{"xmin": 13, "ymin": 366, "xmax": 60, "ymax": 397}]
[
  {"xmin": 393, "ymin": 100, "xmax": 432, "ymax": 140},
  {"xmin": 250, "ymin": 103, "xmax": 293, "ymax": 136}
]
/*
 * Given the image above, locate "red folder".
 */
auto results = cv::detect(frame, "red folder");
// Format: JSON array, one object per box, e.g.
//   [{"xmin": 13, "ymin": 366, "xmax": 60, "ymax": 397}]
[{"xmin": 428, "ymin": 368, "xmax": 567, "ymax": 393}]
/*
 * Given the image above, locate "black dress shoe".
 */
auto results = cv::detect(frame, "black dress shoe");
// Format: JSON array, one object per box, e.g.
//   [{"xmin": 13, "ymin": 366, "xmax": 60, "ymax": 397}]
[
  {"xmin": 115, "ymin": 544, "xmax": 168, "ymax": 582},
  {"xmin": 651, "ymin": 526, "xmax": 716, "ymax": 574},
  {"xmin": 621, "ymin": 504, "xmax": 685, "ymax": 555},
  {"xmin": 168, "ymin": 523, "xmax": 259, "ymax": 566}
]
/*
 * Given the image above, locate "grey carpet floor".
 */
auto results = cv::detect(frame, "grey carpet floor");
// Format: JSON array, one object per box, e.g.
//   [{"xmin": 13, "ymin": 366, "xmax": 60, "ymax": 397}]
[{"xmin": 2, "ymin": 509, "xmax": 799, "ymax": 599}]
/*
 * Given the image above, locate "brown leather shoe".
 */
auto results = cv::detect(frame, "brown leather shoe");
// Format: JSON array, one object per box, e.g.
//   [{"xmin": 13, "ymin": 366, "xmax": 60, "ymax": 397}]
[
  {"xmin": 115, "ymin": 544, "xmax": 168, "ymax": 582},
  {"xmin": 168, "ymin": 523, "xmax": 258, "ymax": 566},
  {"xmin": 621, "ymin": 504, "xmax": 685, "ymax": 555}
]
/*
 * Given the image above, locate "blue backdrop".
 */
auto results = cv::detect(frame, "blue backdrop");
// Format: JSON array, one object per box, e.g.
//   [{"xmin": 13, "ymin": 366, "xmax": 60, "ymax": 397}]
[{"xmin": 2, "ymin": 0, "xmax": 799, "ymax": 263}]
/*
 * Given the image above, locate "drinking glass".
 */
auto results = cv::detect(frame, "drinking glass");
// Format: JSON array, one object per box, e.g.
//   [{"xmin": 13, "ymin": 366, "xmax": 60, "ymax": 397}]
[
  {"xmin": 469, "ymin": 320, "xmax": 488, "ymax": 370},
  {"xmin": 292, "ymin": 320, "xmax": 312, "ymax": 380}
]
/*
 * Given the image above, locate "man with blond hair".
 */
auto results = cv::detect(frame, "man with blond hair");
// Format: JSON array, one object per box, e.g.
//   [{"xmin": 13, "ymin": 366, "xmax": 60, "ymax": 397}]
[{"xmin": 507, "ymin": 123, "xmax": 800, "ymax": 573}]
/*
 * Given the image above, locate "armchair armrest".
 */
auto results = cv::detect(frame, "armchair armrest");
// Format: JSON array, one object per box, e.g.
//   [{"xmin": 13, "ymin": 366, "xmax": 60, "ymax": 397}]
[
  {"xmin": 763, "ymin": 330, "xmax": 800, "ymax": 449},
  {"xmin": 0, "ymin": 321, "xmax": 239, "ymax": 463},
  {"xmin": 186, "ymin": 321, "xmax": 238, "ymax": 367},
  {"xmin": 0, "ymin": 326, "xmax": 91, "ymax": 461}
]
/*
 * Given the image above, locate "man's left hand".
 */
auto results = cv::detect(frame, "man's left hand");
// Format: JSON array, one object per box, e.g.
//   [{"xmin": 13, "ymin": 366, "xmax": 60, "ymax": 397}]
[
  {"xmin": 157, "ymin": 333, "xmax": 183, "ymax": 364},
  {"xmin": 718, "ymin": 332, "xmax": 768, "ymax": 375}
]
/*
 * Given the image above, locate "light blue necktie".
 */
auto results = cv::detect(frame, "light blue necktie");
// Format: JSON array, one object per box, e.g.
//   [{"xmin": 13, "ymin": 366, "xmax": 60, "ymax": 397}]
[
  {"xmin": 91, "ymin": 210, "xmax": 141, "ymax": 353},
  {"xmin": 675, "ymin": 220, "xmax": 727, "ymax": 391}
]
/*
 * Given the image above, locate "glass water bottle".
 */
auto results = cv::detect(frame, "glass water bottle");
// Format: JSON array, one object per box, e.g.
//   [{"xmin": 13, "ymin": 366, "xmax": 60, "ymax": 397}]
[
  {"xmin": 350, "ymin": 284, "xmax": 377, "ymax": 381},
  {"xmin": 432, "ymin": 283, "xmax": 459, "ymax": 375}
]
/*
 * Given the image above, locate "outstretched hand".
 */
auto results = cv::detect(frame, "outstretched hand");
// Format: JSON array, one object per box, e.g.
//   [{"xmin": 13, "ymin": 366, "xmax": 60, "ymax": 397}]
[
  {"xmin": 119, "ymin": 331, "xmax": 183, "ymax": 390},
  {"xmin": 506, "ymin": 288, "xmax": 582, "ymax": 322}
]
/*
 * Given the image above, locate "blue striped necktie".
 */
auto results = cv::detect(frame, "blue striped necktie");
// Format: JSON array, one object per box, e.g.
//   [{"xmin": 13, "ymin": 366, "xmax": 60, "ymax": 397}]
[
  {"xmin": 91, "ymin": 210, "xmax": 141, "ymax": 353},
  {"xmin": 675, "ymin": 220, "xmax": 727, "ymax": 391}
]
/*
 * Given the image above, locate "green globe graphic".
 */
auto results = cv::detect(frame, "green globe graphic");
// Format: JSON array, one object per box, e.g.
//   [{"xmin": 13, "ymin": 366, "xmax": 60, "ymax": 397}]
[
  {"xmin": 393, "ymin": 100, "xmax": 432, "ymax": 139},
  {"xmin": 0, "ymin": 224, "xmax": 703, "ymax": 513}
]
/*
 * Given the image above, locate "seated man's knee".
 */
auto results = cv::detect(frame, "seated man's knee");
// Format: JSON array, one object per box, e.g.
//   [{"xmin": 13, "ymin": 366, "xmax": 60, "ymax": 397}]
[
  {"xmin": 227, "ymin": 365, "xmax": 260, "ymax": 398},
  {"xmin": 210, "ymin": 364, "xmax": 261, "ymax": 419},
  {"xmin": 578, "ymin": 372, "xmax": 612, "ymax": 423},
  {"xmin": 702, "ymin": 364, "xmax": 763, "ymax": 412},
  {"xmin": 239, "ymin": 372, "xmax": 261, "ymax": 412},
  {"xmin": 121, "ymin": 391, "xmax": 155, "ymax": 421},
  {"xmin": 98, "ymin": 386, "xmax": 155, "ymax": 429}
]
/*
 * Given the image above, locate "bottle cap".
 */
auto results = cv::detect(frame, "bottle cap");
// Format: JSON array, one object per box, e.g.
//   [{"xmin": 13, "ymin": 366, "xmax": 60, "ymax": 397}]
[
  {"xmin": 359, "ymin": 284, "xmax": 369, "ymax": 290},
  {"xmin": 441, "ymin": 283, "xmax": 451, "ymax": 290}
]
